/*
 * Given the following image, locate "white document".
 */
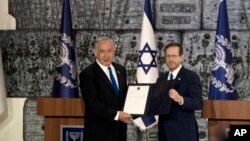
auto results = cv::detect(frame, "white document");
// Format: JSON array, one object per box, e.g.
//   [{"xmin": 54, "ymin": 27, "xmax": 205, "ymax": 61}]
[{"xmin": 123, "ymin": 85, "xmax": 150, "ymax": 115}]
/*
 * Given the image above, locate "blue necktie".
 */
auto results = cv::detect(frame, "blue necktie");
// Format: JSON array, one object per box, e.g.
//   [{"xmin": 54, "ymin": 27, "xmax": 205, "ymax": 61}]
[{"xmin": 108, "ymin": 67, "xmax": 119, "ymax": 96}]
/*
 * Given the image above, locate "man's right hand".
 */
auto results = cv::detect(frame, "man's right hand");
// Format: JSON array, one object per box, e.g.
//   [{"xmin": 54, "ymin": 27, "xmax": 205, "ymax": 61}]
[{"xmin": 118, "ymin": 111, "xmax": 132, "ymax": 123}]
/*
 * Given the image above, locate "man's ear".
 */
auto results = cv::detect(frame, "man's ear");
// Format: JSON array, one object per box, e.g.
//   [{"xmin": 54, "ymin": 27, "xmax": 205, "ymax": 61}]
[{"xmin": 93, "ymin": 48, "xmax": 97, "ymax": 57}]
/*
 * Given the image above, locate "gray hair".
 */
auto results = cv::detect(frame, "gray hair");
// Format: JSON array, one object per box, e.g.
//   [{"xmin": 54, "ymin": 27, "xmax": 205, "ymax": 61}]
[{"xmin": 94, "ymin": 37, "xmax": 117, "ymax": 49}]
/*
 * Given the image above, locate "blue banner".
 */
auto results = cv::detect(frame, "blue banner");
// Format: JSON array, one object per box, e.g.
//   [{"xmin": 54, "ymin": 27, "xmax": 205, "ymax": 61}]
[
  {"xmin": 208, "ymin": 0, "xmax": 237, "ymax": 100},
  {"xmin": 53, "ymin": 0, "xmax": 79, "ymax": 98}
]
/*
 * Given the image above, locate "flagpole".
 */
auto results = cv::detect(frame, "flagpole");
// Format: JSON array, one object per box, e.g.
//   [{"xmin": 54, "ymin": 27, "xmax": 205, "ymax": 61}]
[{"xmin": 145, "ymin": 129, "xmax": 149, "ymax": 141}]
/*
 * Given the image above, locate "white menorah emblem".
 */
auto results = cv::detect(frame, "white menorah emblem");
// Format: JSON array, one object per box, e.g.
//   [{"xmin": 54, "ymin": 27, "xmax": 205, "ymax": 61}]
[{"xmin": 69, "ymin": 132, "xmax": 80, "ymax": 141}]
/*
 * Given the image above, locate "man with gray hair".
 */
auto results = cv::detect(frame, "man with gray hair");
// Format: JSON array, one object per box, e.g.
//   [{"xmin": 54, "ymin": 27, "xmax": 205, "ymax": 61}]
[{"xmin": 79, "ymin": 37, "xmax": 132, "ymax": 141}]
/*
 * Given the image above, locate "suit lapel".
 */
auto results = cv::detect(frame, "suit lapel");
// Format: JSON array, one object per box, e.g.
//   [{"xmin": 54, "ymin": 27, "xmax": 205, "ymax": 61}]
[
  {"xmin": 165, "ymin": 66, "xmax": 185, "ymax": 87},
  {"xmin": 94, "ymin": 62, "xmax": 113, "ymax": 88},
  {"xmin": 175, "ymin": 67, "xmax": 185, "ymax": 85},
  {"xmin": 94, "ymin": 62, "xmax": 120, "ymax": 98},
  {"xmin": 165, "ymin": 72, "xmax": 169, "ymax": 81}
]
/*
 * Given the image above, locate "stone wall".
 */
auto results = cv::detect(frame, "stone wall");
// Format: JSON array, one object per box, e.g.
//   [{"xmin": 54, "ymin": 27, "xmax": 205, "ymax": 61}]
[{"xmin": 1, "ymin": 0, "xmax": 250, "ymax": 141}]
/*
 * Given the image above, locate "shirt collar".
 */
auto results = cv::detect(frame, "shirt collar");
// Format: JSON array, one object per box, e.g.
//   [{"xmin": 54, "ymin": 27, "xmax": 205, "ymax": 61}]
[
  {"xmin": 96, "ymin": 59, "xmax": 114, "ymax": 72},
  {"xmin": 169, "ymin": 64, "xmax": 182, "ymax": 79}
]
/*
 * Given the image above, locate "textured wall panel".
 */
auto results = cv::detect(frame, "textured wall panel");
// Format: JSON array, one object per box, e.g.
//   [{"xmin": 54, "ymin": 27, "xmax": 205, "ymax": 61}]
[
  {"xmin": 9, "ymin": 0, "xmax": 204, "ymax": 30},
  {"xmin": 0, "ymin": 30, "xmax": 181, "ymax": 98},
  {"xmin": 0, "ymin": 31, "xmax": 58, "ymax": 97},
  {"xmin": 203, "ymin": 0, "xmax": 250, "ymax": 30},
  {"xmin": 9, "ymin": 0, "xmax": 145, "ymax": 30},
  {"xmin": 23, "ymin": 98, "xmax": 44, "ymax": 141},
  {"xmin": 155, "ymin": 0, "xmax": 201, "ymax": 30},
  {"xmin": 182, "ymin": 31, "xmax": 250, "ymax": 99}
]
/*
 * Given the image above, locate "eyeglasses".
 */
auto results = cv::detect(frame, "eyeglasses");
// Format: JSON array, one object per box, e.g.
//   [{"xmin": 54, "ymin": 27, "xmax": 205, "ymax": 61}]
[{"xmin": 165, "ymin": 55, "xmax": 180, "ymax": 59}]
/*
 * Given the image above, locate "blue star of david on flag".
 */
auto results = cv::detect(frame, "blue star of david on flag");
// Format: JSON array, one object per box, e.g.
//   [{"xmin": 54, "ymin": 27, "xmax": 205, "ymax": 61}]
[{"xmin": 138, "ymin": 43, "xmax": 157, "ymax": 74}]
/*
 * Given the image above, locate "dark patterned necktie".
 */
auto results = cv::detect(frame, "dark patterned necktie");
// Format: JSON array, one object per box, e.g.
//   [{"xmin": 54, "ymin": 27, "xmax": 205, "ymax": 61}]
[
  {"xmin": 170, "ymin": 73, "xmax": 173, "ymax": 80},
  {"xmin": 169, "ymin": 73, "xmax": 174, "ymax": 89},
  {"xmin": 108, "ymin": 67, "xmax": 119, "ymax": 95}
]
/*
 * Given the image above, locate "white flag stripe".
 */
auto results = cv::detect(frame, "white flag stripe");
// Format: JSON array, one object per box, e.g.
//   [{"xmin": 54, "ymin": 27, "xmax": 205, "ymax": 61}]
[
  {"xmin": 136, "ymin": 68, "xmax": 158, "ymax": 83},
  {"xmin": 139, "ymin": 13, "xmax": 156, "ymax": 51},
  {"xmin": 0, "ymin": 49, "xmax": 7, "ymax": 114}
]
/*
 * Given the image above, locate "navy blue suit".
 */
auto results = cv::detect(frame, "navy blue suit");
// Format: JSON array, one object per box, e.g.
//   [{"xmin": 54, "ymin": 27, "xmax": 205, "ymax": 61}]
[
  {"xmin": 158, "ymin": 66, "xmax": 203, "ymax": 141},
  {"xmin": 79, "ymin": 62, "xmax": 127, "ymax": 141}
]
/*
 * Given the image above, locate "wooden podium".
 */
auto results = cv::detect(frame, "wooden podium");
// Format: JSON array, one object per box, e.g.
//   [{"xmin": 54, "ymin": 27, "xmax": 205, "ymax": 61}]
[
  {"xmin": 202, "ymin": 100, "xmax": 250, "ymax": 141},
  {"xmin": 37, "ymin": 97, "xmax": 85, "ymax": 141}
]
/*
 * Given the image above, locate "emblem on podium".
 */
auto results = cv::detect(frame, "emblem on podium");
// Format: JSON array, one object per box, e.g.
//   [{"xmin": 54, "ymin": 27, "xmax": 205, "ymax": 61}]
[{"xmin": 61, "ymin": 125, "xmax": 84, "ymax": 141}]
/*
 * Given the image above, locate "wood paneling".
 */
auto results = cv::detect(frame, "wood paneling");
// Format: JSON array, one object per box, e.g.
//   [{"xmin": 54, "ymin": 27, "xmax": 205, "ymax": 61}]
[
  {"xmin": 37, "ymin": 97, "xmax": 85, "ymax": 141},
  {"xmin": 37, "ymin": 97, "xmax": 85, "ymax": 116},
  {"xmin": 202, "ymin": 100, "xmax": 250, "ymax": 141}
]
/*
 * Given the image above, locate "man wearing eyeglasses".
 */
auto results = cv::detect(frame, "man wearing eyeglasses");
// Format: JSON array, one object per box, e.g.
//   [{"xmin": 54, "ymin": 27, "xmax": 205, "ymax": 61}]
[{"xmin": 157, "ymin": 42, "xmax": 203, "ymax": 141}]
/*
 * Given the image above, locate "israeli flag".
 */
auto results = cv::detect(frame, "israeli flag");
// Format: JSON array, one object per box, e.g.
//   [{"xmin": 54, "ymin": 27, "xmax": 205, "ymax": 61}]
[
  {"xmin": 208, "ymin": 0, "xmax": 237, "ymax": 100},
  {"xmin": 133, "ymin": 0, "xmax": 159, "ymax": 131},
  {"xmin": 53, "ymin": 0, "xmax": 79, "ymax": 98}
]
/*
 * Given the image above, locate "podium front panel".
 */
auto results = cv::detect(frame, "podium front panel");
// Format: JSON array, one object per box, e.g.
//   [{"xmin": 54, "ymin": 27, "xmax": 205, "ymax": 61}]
[{"xmin": 45, "ymin": 117, "xmax": 84, "ymax": 141}]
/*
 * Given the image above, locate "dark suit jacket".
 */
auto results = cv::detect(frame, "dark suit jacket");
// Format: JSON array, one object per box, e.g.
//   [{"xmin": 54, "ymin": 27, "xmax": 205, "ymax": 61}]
[
  {"xmin": 157, "ymin": 66, "xmax": 203, "ymax": 141},
  {"xmin": 79, "ymin": 62, "xmax": 127, "ymax": 141}
]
